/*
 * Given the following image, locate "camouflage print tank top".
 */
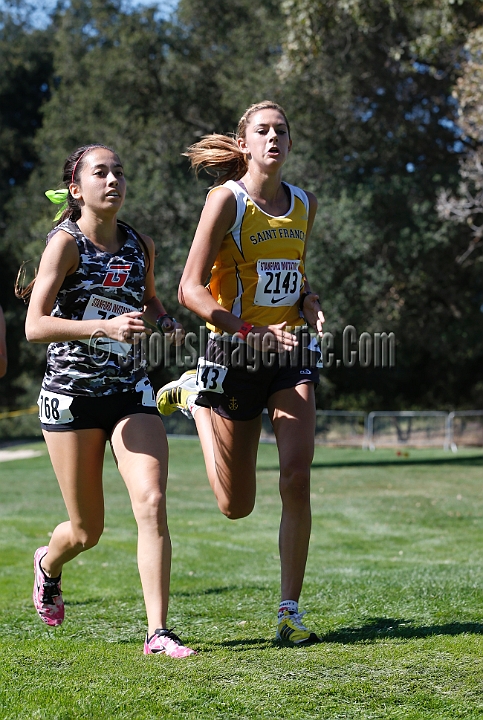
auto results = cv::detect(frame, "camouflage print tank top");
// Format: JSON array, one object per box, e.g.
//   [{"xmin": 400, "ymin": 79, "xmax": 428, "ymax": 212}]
[{"xmin": 42, "ymin": 219, "xmax": 147, "ymax": 396}]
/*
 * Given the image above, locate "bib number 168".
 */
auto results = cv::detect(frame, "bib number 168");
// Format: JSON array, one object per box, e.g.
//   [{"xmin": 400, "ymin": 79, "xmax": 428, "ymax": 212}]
[{"xmin": 37, "ymin": 390, "xmax": 74, "ymax": 425}]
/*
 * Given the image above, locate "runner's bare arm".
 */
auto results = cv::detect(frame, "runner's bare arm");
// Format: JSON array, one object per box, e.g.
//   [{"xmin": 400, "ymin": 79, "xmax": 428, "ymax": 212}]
[
  {"xmin": 178, "ymin": 188, "xmax": 240, "ymax": 331},
  {"xmin": 300, "ymin": 192, "xmax": 324, "ymax": 336}
]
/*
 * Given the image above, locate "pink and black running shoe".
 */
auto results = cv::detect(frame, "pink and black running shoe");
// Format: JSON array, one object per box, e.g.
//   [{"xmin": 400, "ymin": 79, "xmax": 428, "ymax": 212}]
[
  {"xmin": 33, "ymin": 546, "xmax": 64, "ymax": 626},
  {"xmin": 144, "ymin": 628, "xmax": 197, "ymax": 658}
]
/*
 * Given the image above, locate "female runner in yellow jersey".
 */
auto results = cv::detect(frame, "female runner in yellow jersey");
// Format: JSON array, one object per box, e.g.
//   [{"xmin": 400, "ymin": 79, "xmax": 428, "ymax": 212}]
[{"xmin": 157, "ymin": 101, "xmax": 325, "ymax": 644}]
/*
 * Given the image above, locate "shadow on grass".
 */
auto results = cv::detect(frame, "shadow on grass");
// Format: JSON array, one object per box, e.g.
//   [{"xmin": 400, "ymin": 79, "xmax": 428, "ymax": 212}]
[
  {"xmin": 63, "ymin": 586, "xmax": 256, "ymax": 608},
  {"xmin": 172, "ymin": 585, "xmax": 265, "ymax": 598},
  {"xmin": 260, "ymin": 455, "xmax": 483, "ymax": 471},
  {"xmin": 321, "ymin": 617, "xmax": 483, "ymax": 643},
  {"xmin": 204, "ymin": 617, "xmax": 483, "ymax": 651},
  {"xmin": 205, "ymin": 638, "xmax": 272, "ymax": 652}
]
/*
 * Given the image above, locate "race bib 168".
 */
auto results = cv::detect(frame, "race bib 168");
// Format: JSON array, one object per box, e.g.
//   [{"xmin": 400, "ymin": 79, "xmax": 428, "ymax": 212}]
[{"xmin": 38, "ymin": 390, "xmax": 74, "ymax": 425}]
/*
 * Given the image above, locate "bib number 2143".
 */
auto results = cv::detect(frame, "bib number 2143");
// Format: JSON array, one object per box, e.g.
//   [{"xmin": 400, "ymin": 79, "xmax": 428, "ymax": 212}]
[{"xmin": 253, "ymin": 259, "xmax": 301, "ymax": 307}]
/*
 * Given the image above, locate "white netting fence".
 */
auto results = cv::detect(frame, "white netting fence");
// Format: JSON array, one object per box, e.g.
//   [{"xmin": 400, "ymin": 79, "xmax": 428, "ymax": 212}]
[
  {"xmin": 365, "ymin": 411, "xmax": 448, "ymax": 451},
  {"xmin": 446, "ymin": 411, "xmax": 483, "ymax": 452},
  {"xmin": 365, "ymin": 410, "xmax": 483, "ymax": 451},
  {"xmin": 2, "ymin": 406, "xmax": 483, "ymax": 451}
]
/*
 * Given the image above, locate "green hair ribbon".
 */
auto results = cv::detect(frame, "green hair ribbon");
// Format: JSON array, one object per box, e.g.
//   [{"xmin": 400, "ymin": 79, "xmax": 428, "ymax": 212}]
[{"xmin": 45, "ymin": 189, "xmax": 68, "ymax": 221}]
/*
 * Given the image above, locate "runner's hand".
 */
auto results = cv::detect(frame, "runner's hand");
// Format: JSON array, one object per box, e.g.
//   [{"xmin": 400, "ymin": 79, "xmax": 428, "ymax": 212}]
[
  {"xmin": 237, "ymin": 322, "xmax": 298, "ymax": 353},
  {"xmin": 302, "ymin": 294, "xmax": 324, "ymax": 337},
  {"xmin": 163, "ymin": 321, "xmax": 186, "ymax": 347},
  {"xmin": 102, "ymin": 311, "xmax": 149, "ymax": 343}
]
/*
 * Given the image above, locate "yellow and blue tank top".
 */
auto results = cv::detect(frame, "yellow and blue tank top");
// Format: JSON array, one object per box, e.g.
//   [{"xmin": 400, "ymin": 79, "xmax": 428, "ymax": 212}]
[{"xmin": 207, "ymin": 180, "xmax": 309, "ymax": 332}]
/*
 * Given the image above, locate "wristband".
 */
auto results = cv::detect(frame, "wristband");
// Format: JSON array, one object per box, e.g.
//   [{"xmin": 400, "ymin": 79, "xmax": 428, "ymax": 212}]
[
  {"xmin": 156, "ymin": 313, "xmax": 177, "ymax": 334},
  {"xmin": 299, "ymin": 291, "xmax": 314, "ymax": 311},
  {"xmin": 237, "ymin": 322, "xmax": 254, "ymax": 340}
]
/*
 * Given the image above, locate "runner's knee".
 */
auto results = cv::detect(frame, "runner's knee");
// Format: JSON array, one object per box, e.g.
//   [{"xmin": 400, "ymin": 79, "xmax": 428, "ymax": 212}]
[
  {"xmin": 131, "ymin": 488, "xmax": 167, "ymax": 525},
  {"xmin": 218, "ymin": 496, "xmax": 255, "ymax": 520},
  {"xmin": 279, "ymin": 465, "xmax": 311, "ymax": 504},
  {"xmin": 73, "ymin": 523, "xmax": 104, "ymax": 550}
]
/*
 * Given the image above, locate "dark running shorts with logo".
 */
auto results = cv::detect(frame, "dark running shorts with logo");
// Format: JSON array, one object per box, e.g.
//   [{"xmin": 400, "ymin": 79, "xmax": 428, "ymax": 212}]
[
  {"xmin": 195, "ymin": 327, "xmax": 321, "ymax": 421},
  {"xmin": 38, "ymin": 377, "xmax": 158, "ymax": 435}
]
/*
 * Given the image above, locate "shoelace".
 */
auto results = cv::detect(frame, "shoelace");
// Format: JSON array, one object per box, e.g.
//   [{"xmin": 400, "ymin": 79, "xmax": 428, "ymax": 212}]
[
  {"xmin": 41, "ymin": 578, "xmax": 60, "ymax": 604},
  {"xmin": 155, "ymin": 628, "xmax": 184, "ymax": 645},
  {"xmin": 289, "ymin": 611, "xmax": 309, "ymax": 630}
]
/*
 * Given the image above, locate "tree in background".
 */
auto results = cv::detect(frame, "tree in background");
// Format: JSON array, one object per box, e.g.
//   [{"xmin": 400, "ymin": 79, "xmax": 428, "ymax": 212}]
[
  {"xmin": 1, "ymin": 0, "xmax": 285, "ymax": 413},
  {"xmin": 437, "ymin": 26, "xmax": 483, "ymax": 263},
  {"xmin": 1, "ymin": 0, "xmax": 483, "ymax": 418},
  {"xmin": 0, "ymin": 5, "xmax": 53, "ymax": 413},
  {"xmin": 274, "ymin": 0, "xmax": 483, "ymax": 408}
]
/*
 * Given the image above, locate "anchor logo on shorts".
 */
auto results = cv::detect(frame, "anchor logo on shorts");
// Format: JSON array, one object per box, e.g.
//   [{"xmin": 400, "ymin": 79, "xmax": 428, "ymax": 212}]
[
  {"xmin": 228, "ymin": 397, "xmax": 238, "ymax": 411},
  {"xmin": 103, "ymin": 263, "xmax": 133, "ymax": 288}
]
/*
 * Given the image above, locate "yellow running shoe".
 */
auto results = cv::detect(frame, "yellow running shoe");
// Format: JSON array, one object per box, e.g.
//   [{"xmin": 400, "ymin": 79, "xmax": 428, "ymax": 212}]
[
  {"xmin": 276, "ymin": 610, "xmax": 320, "ymax": 644},
  {"xmin": 156, "ymin": 370, "xmax": 198, "ymax": 417}
]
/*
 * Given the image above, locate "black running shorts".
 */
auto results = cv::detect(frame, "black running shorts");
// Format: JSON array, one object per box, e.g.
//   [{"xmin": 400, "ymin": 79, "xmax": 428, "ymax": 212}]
[
  {"xmin": 39, "ymin": 378, "xmax": 159, "ymax": 435},
  {"xmin": 195, "ymin": 328, "xmax": 321, "ymax": 421}
]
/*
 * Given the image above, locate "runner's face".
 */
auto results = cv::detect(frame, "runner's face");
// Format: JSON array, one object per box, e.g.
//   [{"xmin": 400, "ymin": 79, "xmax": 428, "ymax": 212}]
[
  {"xmin": 239, "ymin": 109, "xmax": 292, "ymax": 168},
  {"xmin": 70, "ymin": 148, "xmax": 126, "ymax": 212}
]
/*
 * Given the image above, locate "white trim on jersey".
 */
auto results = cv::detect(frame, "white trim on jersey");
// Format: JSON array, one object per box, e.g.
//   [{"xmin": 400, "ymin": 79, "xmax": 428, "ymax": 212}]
[{"xmin": 207, "ymin": 180, "xmax": 309, "ymax": 242}]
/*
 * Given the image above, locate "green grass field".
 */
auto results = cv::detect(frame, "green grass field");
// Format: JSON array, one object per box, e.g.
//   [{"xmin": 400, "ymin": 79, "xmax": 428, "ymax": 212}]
[{"xmin": 1, "ymin": 439, "xmax": 483, "ymax": 719}]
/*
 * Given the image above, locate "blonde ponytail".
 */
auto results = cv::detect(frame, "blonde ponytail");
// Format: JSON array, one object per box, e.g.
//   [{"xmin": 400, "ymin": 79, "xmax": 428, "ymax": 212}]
[{"xmin": 183, "ymin": 134, "xmax": 247, "ymax": 185}]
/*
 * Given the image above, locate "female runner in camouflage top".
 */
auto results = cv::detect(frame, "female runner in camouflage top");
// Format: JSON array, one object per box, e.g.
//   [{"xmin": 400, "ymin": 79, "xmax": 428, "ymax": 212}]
[{"xmin": 24, "ymin": 144, "xmax": 196, "ymax": 657}]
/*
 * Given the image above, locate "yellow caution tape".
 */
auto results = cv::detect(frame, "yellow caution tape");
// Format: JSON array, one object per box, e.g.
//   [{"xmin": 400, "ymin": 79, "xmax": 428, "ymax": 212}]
[{"xmin": 0, "ymin": 405, "xmax": 38, "ymax": 421}]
